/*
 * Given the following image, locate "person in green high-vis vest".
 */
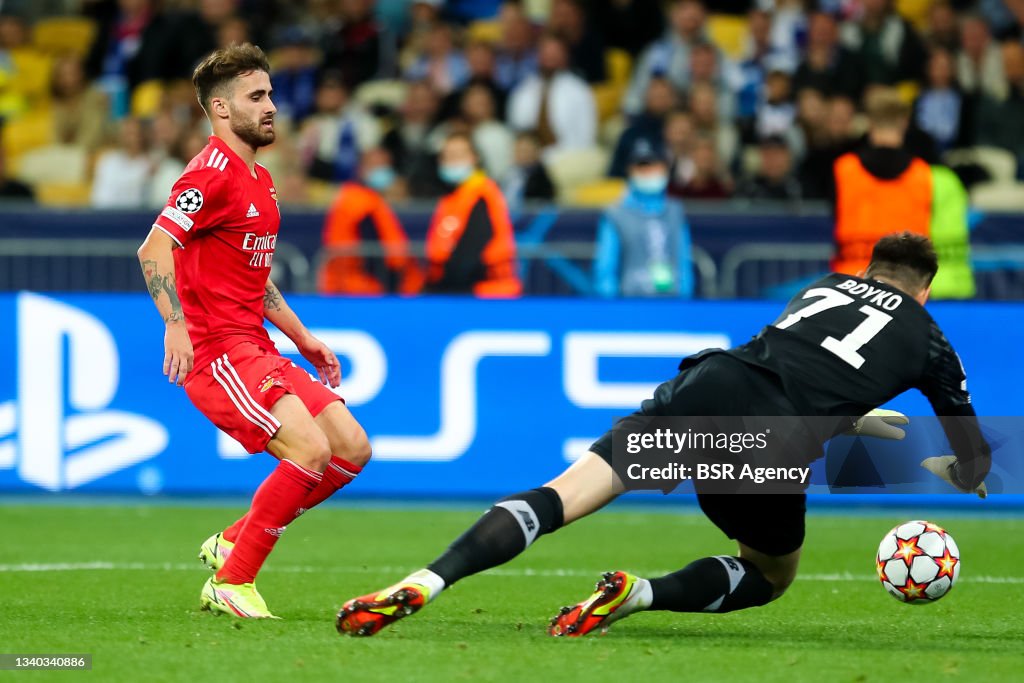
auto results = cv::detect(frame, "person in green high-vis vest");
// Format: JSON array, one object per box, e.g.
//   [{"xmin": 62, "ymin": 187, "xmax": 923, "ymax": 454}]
[{"xmin": 928, "ymin": 164, "xmax": 976, "ymax": 299}]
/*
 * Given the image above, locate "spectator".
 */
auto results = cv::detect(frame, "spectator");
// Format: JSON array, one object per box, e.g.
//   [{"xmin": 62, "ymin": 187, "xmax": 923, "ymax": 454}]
[
  {"xmin": 769, "ymin": 0, "xmax": 808, "ymax": 64},
  {"xmin": 319, "ymin": 148, "xmax": 423, "ymax": 295},
  {"xmin": 973, "ymin": 42, "xmax": 1024, "ymax": 174},
  {"xmin": 595, "ymin": 139, "xmax": 693, "ymax": 298},
  {"xmin": 149, "ymin": 124, "xmax": 206, "ymax": 208},
  {"xmin": 91, "ymin": 116, "xmax": 153, "ymax": 208},
  {"xmin": 0, "ymin": 146, "xmax": 34, "ymax": 202},
  {"xmin": 547, "ymin": 0, "xmax": 606, "ymax": 83},
  {"xmin": 322, "ymin": 0, "xmax": 387, "ymax": 90},
  {"xmin": 441, "ymin": 40, "xmax": 508, "ymax": 121},
  {"xmin": 217, "ymin": 15, "xmax": 250, "ymax": 48},
  {"xmin": 689, "ymin": 41, "xmax": 736, "ymax": 124},
  {"xmin": 51, "ymin": 56, "xmax": 110, "ymax": 154},
  {"xmin": 609, "ymin": 76, "xmax": 678, "ymax": 178},
  {"xmin": 734, "ymin": 8, "xmax": 798, "ymax": 124},
  {"xmin": 623, "ymin": 0, "xmax": 713, "ymax": 115},
  {"xmin": 675, "ymin": 134, "xmax": 732, "ymax": 199},
  {"xmin": 736, "ymin": 136, "xmax": 802, "ymax": 202},
  {"xmin": 688, "ymin": 81, "xmax": 739, "ymax": 172},
  {"xmin": 460, "ymin": 83, "xmax": 515, "ymax": 180},
  {"xmin": 133, "ymin": 0, "xmax": 238, "ymax": 83},
  {"xmin": 382, "ymin": 80, "xmax": 446, "ymax": 198},
  {"xmin": 424, "ymin": 132, "xmax": 521, "ymax": 297},
  {"xmin": 798, "ymin": 93, "xmax": 861, "ymax": 199},
  {"xmin": 298, "ymin": 71, "xmax": 381, "ymax": 183},
  {"xmin": 404, "ymin": 21, "xmax": 470, "ymax": 96},
  {"xmin": 501, "ymin": 131, "xmax": 556, "ymax": 207},
  {"xmin": 494, "ymin": 2, "xmax": 539, "ymax": 91},
  {"xmin": 792, "ymin": 11, "xmax": 864, "ymax": 101},
  {"xmin": 270, "ymin": 26, "xmax": 319, "ymax": 126},
  {"xmin": 507, "ymin": 31, "xmax": 597, "ymax": 153},
  {"xmin": 85, "ymin": 0, "xmax": 154, "ymax": 98},
  {"xmin": 755, "ymin": 70, "xmax": 798, "ymax": 143},
  {"xmin": 926, "ymin": 1, "xmax": 960, "ymax": 52},
  {"xmin": 914, "ymin": 47, "xmax": 968, "ymax": 153},
  {"xmin": 663, "ymin": 109, "xmax": 697, "ymax": 195},
  {"xmin": 956, "ymin": 14, "xmax": 1006, "ymax": 100},
  {"xmin": 796, "ymin": 87, "xmax": 829, "ymax": 152},
  {"xmin": 593, "ymin": 0, "xmax": 666, "ymax": 57},
  {"xmin": 839, "ymin": 0, "xmax": 928, "ymax": 86}
]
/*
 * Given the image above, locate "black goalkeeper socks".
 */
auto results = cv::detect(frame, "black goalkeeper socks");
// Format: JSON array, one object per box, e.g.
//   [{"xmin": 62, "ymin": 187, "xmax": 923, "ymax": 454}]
[
  {"xmin": 649, "ymin": 556, "xmax": 774, "ymax": 613},
  {"xmin": 428, "ymin": 487, "xmax": 564, "ymax": 586}
]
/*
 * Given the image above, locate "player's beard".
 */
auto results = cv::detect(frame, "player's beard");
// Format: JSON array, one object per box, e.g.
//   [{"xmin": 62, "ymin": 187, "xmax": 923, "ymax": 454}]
[{"xmin": 230, "ymin": 106, "xmax": 275, "ymax": 148}]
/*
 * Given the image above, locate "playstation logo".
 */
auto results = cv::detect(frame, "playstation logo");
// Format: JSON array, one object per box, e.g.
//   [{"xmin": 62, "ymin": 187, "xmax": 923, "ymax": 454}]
[{"xmin": 0, "ymin": 293, "xmax": 168, "ymax": 491}]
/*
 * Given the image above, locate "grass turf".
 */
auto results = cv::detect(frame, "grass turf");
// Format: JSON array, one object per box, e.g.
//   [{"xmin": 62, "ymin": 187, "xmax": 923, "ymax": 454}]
[{"xmin": 1, "ymin": 503, "xmax": 1021, "ymax": 682}]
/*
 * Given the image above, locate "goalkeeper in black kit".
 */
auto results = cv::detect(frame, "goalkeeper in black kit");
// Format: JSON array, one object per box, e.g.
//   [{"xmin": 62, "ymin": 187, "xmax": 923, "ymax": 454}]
[{"xmin": 336, "ymin": 233, "xmax": 991, "ymax": 637}]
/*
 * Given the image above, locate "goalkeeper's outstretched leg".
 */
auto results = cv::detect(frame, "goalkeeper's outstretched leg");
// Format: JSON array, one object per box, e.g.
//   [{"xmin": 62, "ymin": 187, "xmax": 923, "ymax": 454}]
[{"xmin": 335, "ymin": 451, "xmax": 623, "ymax": 636}]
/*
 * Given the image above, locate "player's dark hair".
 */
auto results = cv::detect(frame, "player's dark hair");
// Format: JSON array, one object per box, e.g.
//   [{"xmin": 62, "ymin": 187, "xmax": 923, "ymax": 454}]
[
  {"xmin": 865, "ymin": 232, "xmax": 939, "ymax": 293},
  {"xmin": 192, "ymin": 43, "xmax": 270, "ymax": 111}
]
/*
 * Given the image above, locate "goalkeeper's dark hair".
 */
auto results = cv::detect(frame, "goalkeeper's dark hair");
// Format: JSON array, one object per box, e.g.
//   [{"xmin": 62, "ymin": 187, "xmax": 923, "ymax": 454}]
[
  {"xmin": 192, "ymin": 43, "xmax": 270, "ymax": 112},
  {"xmin": 864, "ymin": 232, "xmax": 938, "ymax": 293}
]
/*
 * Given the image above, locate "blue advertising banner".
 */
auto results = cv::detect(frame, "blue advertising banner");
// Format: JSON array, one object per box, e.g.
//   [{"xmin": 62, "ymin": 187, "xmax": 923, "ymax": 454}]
[{"xmin": 0, "ymin": 293, "xmax": 1018, "ymax": 501}]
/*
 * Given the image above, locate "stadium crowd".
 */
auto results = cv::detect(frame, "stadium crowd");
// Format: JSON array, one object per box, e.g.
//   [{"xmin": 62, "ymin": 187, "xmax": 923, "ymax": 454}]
[{"xmin": 0, "ymin": 0, "xmax": 1023, "ymax": 210}]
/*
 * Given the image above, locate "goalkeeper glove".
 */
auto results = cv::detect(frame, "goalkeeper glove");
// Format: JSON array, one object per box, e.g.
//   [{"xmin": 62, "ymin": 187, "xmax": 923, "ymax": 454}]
[
  {"xmin": 920, "ymin": 455, "xmax": 988, "ymax": 499},
  {"xmin": 846, "ymin": 409, "xmax": 909, "ymax": 440}
]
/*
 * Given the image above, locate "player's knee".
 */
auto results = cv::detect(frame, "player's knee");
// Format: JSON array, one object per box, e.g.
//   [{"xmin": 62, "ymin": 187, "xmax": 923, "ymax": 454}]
[
  {"xmin": 766, "ymin": 571, "xmax": 796, "ymax": 600},
  {"xmin": 347, "ymin": 430, "xmax": 372, "ymax": 467},
  {"xmin": 291, "ymin": 429, "xmax": 331, "ymax": 472}
]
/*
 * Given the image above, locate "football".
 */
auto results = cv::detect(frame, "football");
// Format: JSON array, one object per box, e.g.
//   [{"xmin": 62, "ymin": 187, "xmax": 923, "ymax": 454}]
[{"xmin": 876, "ymin": 520, "xmax": 960, "ymax": 603}]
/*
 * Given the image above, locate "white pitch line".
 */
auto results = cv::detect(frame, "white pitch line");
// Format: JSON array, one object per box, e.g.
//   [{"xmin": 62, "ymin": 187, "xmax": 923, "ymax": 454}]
[{"xmin": 0, "ymin": 562, "xmax": 1021, "ymax": 584}]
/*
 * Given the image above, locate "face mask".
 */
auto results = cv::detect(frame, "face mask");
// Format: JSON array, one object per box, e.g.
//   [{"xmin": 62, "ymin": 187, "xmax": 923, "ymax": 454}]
[
  {"xmin": 439, "ymin": 163, "xmax": 474, "ymax": 185},
  {"xmin": 365, "ymin": 166, "xmax": 396, "ymax": 191},
  {"xmin": 631, "ymin": 173, "xmax": 669, "ymax": 195}
]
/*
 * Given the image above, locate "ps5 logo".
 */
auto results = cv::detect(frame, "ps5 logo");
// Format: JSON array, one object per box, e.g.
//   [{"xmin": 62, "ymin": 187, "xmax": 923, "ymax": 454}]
[{"xmin": 0, "ymin": 293, "xmax": 167, "ymax": 491}]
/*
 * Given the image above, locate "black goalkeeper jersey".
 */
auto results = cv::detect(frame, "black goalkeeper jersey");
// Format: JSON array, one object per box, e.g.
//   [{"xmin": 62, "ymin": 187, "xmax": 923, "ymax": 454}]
[{"xmin": 702, "ymin": 273, "xmax": 989, "ymax": 486}]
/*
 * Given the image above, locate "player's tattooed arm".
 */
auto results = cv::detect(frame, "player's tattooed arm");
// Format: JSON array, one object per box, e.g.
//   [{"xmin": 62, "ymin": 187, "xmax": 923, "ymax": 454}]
[
  {"xmin": 141, "ymin": 259, "xmax": 184, "ymax": 324},
  {"xmin": 263, "ymin": 279, "xmax": 283, "ymax": 312}
]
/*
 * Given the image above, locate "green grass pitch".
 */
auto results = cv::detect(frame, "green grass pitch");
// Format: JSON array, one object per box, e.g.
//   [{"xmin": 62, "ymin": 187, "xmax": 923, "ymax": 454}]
[{"xmin": 1, "ymin": 502, "xmax": 1022, "ymax": 682}]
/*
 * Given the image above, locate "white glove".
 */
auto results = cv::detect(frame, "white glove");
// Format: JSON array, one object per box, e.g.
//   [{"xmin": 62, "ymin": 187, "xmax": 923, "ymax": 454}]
[
  {"xmin": 921, "ymin": 455, "xmax": 988, "ymax": 499},
  {"xmin": 846, "ymin": 409, "xmax": 909, "ymax": 440}
]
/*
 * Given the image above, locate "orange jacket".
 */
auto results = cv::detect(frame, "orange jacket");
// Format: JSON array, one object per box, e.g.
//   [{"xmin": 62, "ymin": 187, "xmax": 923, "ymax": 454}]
[
  {"xmin": 832, "ymin": 152, "xmax": 932, "ymax": 276},
  {"xmin": 425, "ymin": 171, "xmax": 522, "ymax": 297},
  {"xmin": 319, "ymin": 182, "xmax": 423, "ymax": 295}
]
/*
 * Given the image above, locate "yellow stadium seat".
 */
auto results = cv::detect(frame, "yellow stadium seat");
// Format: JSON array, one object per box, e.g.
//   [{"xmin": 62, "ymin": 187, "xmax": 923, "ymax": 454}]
[
  {"xmin": 305, "ymin": 179, "xmax": 340, "ymax": 208},
  {"xmin": 545, "ymin": 146, "xmax": 610, "ymax": 201},
  {"xmin": 592, "ymin": 49, "xmax": 633, "ymax": 121},
  {"xmin": 353, "ymin": 79, "xmax": 407, "ymax": 112},
  {"xmin": 131, "ymin": 80, "xmax": 165, "ymax": 118},
  {"xmin": 707, "ymin": 14, "xmax": 749, "ymax": 60},
  {"xmin": 34, "ymin": 181, "xmax": 93, "ymax": 207},
  {"xmin": 896, "ymin": 0, "xmax": 930, "ymax": 30},
  {"xmin": 466, "ymin": 19, "xmax": 501, "ymax": 45},
  {"xmin": 10, "ymin": 49, "xmax": 53, "ymax": 108},
  {"xmin": 32, "ymin": 17, "xmax": 97, "ymax": 58},
  {"xmin": 566, "ymin": 178, "xmax": 626, "ymax": 207},
  {"xmin": 2, "ymin": 110, "xmax": 54, "ymax": 160}
]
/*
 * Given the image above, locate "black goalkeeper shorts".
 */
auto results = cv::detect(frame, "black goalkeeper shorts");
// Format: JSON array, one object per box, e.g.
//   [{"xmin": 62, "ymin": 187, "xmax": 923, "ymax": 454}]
[{"xmin": 589, "ymin": 353, "xmax": 807, "ymax": 556}]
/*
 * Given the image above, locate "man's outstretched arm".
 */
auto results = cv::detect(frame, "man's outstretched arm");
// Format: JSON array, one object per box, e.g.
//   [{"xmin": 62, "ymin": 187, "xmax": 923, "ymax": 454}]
[
  {"xmin": 138, "ymin": 227, "xmax": 193, "ymax": 385},
  {"xmin": 263, "ymin": 278, "xmax": 340, "ymax": 387}
]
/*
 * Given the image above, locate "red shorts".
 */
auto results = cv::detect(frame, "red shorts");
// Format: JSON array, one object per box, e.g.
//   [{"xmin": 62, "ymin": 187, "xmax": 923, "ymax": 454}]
[{"xmin": 185, "ymin": 342, "xmax": 342, "ymax": 454}]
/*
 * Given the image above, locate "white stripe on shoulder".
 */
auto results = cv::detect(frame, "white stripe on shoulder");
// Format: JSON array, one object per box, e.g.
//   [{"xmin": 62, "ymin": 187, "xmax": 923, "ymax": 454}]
[
  {"xmin": 207, "ymin": 149, "xmax": 222, "ymax": 169},
  {"xmin": 218, "ymin": 155, "xmax": 228, "ymax": 172}
]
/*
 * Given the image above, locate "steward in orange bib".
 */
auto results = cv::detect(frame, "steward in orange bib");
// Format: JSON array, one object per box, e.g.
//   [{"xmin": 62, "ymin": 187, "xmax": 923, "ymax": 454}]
[
  {"xmin": 319, "ymin": 148, "xmax": 423, "ymax": 295},
  {"xmin": 832, "ymin": 88, "xmax": 974, "ymax": 298},
  {"xmin": 425, "ymin": 132, "xmax": 522, "ymax": 297}
]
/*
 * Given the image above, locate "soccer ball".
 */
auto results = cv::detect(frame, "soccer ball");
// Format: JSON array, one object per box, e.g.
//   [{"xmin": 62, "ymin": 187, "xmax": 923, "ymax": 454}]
[{"xmin": 876, "ymin": 520, "xmax": 960, "ymax": 604}]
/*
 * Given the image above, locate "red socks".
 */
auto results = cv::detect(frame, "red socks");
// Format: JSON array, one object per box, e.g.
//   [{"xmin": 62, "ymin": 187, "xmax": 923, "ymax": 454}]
[
  {"xmin": 216, "ymin": 459, "xmax": 322, "ymax": 584},
  {"xmin": 222, "ymin": 456, "xmax": 363, "ymax": 543}
]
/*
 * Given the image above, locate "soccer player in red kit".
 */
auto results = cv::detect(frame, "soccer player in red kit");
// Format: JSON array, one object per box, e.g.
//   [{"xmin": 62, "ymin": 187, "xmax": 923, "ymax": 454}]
[{"xmin": 137, "ymin": 44, "xmax": 371, "ymax": 618}]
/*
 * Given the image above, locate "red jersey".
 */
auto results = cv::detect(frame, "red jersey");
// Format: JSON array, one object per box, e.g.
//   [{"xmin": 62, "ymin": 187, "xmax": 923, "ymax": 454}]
[{"xmin": 152, "ymin": 136, "xmax": 281, "ymax": 369}]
